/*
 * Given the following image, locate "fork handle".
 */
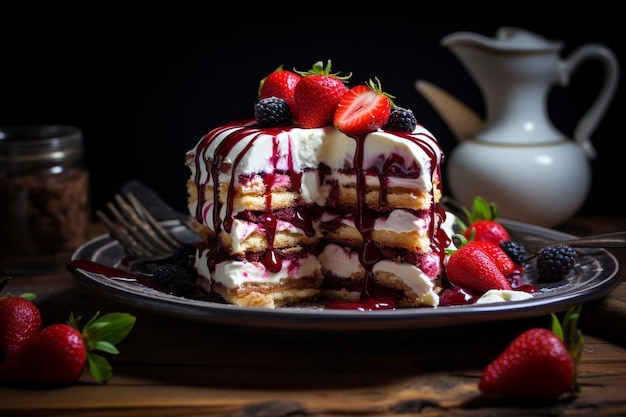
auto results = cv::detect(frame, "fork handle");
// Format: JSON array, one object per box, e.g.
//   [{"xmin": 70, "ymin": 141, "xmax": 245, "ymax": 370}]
[{"xmin": 558, "ymin": 231, "xmax": 626, "ymax": 248}]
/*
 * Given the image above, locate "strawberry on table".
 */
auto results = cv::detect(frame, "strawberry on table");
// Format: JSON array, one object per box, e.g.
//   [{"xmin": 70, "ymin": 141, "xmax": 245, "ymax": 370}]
[
  {"xmin": 479, "ymin": 306, "xmax": 583, "ymax": 399},
  {"xmin": 0, "ymin": 289, "xmax": 42, "ymax": 358},
  {"xmin": 0, "ymin": 310, "xmax": 135, "ymax": 386},
  {"xmin": 294, "ymin": 59, "xmax": 351, "ymax": 128},
  {"xmin": 258, "ymin": 66, "xmax": 302, "ymax": 122},
  {"xmin": 334, "ymin": 78, "xmax": 393, "ymax": 135},
  {"xmin": 2, "ymin": 322, "xmax": 87, "ymax": 385}
]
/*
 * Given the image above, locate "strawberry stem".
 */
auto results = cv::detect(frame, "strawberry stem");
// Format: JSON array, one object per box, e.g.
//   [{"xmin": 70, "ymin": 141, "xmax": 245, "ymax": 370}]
[
  {"xmin": 294, "ymin": 59, "xmax": 352, "ymax": 82},
  {"xmin": 365, "ymin": 77, "xmax": 396, "ymax": 102},
  {"xmin": 552, "ymin": 305, "xmax": 583, "ymax": 395}
]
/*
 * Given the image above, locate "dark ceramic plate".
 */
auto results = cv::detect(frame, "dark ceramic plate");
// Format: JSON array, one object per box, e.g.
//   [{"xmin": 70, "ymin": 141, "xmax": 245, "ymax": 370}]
[{"xmin": 70, "ymin": 219, "xmax": 621, "ymax": 332}]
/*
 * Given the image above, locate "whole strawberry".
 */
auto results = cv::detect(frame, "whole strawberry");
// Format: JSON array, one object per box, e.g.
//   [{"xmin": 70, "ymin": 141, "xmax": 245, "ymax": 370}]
[
  {"xmin": 294, "ymin": 59, "xmax": 351, "ymax": 128},
  {"xmin": 479, "ymin": 306, "xmax": 583, "ymax": 399},
  {"xmin": 469, "ymin": 241, "xmax": 515, "ymax": 276},
  {"xmin": 2, "ymin": 323, "xmax": 87, "ymax": 385},
  {"xmin": 334, "ymin": 78, "xmax": 393, "ymax": 135},
  {"xmin": 0, "ymin": 293, "xmax": 41, "ymax": 358},
  {"xmin": 460, "ymin": 196, "xmax": 511, "ymax": 245},
  {"xmin": 446, "ymin": 242, "xmax": 512, "ymax": 295},
  {"xmin": 0, "ymin": 311, "xmax": 135, "ymax": 385},
  {"xmin": 258, "ymin": 66, "xmax": 302, "ymax": 122}
]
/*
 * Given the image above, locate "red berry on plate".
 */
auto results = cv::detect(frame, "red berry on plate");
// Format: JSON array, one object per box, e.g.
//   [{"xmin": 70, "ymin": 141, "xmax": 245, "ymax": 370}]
[
  {"xmin": 536, "ymin": 244, "xmax": 578, "ymax": 283},
  {"xmin": 294, "ymin": 60, "xmax": 351, "ymax": 128},
  {"xmin": 446, "ymin": 242, "xmax": 512, "ymax": 295},
  {"xmin": 469, "ymin": 241, "xmax": 515, "ymax": 276},
  {"xmin": 334, "ymin": 78, "xmax": 393, "ymax": 135},
  {"xmin": 460, "ymin": 196, "xmax": 511, "ymax": 245},
  {"xmin": 464, "ymin": 219, "xmax": 511, "ymax": 246}
]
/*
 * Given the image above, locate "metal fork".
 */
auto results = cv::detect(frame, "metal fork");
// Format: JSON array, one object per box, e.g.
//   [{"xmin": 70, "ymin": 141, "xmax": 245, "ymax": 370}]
[{"xmin": 96, "ymin": 192, "xmax": 182, "ymax": 260}]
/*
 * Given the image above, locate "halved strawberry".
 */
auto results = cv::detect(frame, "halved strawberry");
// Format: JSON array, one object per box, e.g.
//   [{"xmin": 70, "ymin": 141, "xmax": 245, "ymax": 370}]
[
  {"xmin": 334, "ymin": 78, "xmax": 393, "ymax": 136},
  {"xmin": 259, "ymin": 66, "xmax": 302, "ymax": 121}
]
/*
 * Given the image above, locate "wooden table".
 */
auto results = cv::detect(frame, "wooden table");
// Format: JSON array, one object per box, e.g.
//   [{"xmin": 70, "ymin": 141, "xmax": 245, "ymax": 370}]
[{"xmin": 1, "ymin": 217, "xmax": 625, "ymax": 417}]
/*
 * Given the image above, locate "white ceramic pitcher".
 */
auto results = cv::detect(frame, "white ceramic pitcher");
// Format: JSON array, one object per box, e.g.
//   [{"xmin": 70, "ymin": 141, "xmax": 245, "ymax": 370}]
[{"xmin": 432, "ymin": 27, "xmax": 619, "ymax": 227}]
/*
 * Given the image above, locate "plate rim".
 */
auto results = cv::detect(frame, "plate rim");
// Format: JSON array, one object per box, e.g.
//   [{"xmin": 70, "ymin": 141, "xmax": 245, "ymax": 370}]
[{"xmin": 69, "ymin": 219, "xmax": 622, "ymax": 332}]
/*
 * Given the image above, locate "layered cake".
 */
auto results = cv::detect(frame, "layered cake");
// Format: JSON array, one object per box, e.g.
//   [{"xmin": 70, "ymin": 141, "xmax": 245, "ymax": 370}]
[{"xmin": 185, "ymin": 61, "xmax": 454, "ymax": 309}]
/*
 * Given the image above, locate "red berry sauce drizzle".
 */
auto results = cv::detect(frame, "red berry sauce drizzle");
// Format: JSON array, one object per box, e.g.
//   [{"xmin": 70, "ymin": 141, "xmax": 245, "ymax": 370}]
[
  {"xmin": 325, "ymin": 128, "xmax": 449, "ymax": 311},
  {"xmin": 67, "ymin": 259, "xmax": 174, "ymax": 294},
  {"xmin": 195, "ymin": 121, "xmax": 317, "ymax": 276},
  {"xmin": 67, "ymin": 122, "xmax": 535, "ymax": 309}
]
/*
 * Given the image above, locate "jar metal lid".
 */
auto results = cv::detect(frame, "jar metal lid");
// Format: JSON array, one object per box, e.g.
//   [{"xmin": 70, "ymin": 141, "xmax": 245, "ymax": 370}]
[{"xmin": 0, "ymin": 125, "xmax": 83, "ymax": 163}]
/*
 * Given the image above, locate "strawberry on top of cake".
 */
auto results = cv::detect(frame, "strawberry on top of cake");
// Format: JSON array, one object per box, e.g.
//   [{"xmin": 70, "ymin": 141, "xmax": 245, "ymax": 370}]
[{"xmin": 185, "ymin": 60, "xmax": 454, "ymax": 309}]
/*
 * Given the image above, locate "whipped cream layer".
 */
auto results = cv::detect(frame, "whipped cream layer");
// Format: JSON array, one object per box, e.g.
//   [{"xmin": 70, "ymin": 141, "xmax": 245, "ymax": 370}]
[
  {"xmin": 318, "ymin": 243, "xmax": 440, "ymax": 307},
  {"xmin": 318, "ymin": 127, "xmax": 442, "ymax": 194},
  {"xmin": 186, "ymin": 120, "xmax": 443, "ymax": 231},
  {"xmin": 202, "ymin": 252, "xmax": 321, "ymax": 288},
  {"xmin": 186, "ymin": 120, "xmax": 450, "ymax": 308}
]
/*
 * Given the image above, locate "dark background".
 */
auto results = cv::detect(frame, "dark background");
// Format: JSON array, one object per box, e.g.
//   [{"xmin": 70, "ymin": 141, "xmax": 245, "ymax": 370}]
[{"xmin": 1, "ymin": 5, "xmax": 622, "ymax": 218}]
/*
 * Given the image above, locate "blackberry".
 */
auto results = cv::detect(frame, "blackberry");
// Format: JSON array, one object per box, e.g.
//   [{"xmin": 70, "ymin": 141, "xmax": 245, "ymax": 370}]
[
  {"xmin": 382, "ymin": 106, "xmax": 417, "ymax": 132},
  {"xmin": 499, "ymin": 240, "xmax": 526, "ymax": 265},
  {"xmin": 254, "ymin": 97, "xmax": 292, "ymax": 127},
  {"xmin": 171, "ymin": 243, "xmax": 196, "ymax": 272},
  {"xmin": 152, "ymin": 264, "xmax": 194, "ymax": 296},
  {"xmin": 536, "ymin": 245, "xmax": 578, "ymax": 283}
]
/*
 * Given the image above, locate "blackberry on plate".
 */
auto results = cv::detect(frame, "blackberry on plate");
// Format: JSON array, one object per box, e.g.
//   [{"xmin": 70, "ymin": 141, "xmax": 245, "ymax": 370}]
[
  {"xmin": 255, "ymin": 97, "xmax": 292, "ymax": 127},
  {"xmin": 382, "ymin": 106, "xmax": 417, "ymax": 132},
  {"xmin": 171, "ymin": 243, "xmax": 196, "ymax": 272},
  {"xmin": 152, "ymin": 264, "xmax": 194, "ymax": 296},
  {"xmin": 500, "ymin": 240, "xmax": 526, "ymax": 265},
  {"xmin": 536, "ymin": 244, "xmax": 578, "ymax": 283}
]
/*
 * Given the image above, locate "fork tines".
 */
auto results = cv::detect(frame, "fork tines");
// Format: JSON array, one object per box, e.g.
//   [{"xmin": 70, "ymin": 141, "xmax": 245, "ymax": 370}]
[{"xmin": 96, "ymin": 193, "xmax": 181, "ymax": 259}]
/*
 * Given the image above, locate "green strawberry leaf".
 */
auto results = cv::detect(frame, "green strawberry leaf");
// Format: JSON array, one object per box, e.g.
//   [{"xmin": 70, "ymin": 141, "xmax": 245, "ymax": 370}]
[
  {"xmin": 445, "ymin": 233, "xmax": 468, "ymax": 256},
  {"xmin": 551, "ymin": 305, "xmax": 583, "ymax": 395},
  {"xmin": 68, "ymin": 310, "xmax": 136, "ymax": 384},
  {"xmin": 0, "ymin": 276, "xmax": 38, "ymax": 301},
  {"xmin": 83, "ymin": 312, "xmax": 136, "ymax": 345},
  {"xmin": 92, "ymin": 340, "xmax": 120, "ymax": 355},
  {"xmin": 87, "ymin": 352, "xmax": 113, "ymax": 384},
  {"xmin": 295, "ymin": 59, "xmax": 352, "ymax": 81},
  {"xmin": 463, "ymin": 195, "xmax": 500, "ymax": 225}
]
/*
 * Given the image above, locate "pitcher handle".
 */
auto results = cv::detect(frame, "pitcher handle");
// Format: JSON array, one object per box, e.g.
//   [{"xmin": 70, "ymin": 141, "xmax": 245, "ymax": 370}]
[{"xmin": 558, "ymin": 44, "xmax": 619, "ymax": 159}]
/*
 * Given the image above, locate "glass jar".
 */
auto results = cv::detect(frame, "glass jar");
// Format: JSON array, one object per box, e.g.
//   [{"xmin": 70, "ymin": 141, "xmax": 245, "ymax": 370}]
[{"xmin": 0, "ymin": 125, "xmax": 90, "ymax": 275}]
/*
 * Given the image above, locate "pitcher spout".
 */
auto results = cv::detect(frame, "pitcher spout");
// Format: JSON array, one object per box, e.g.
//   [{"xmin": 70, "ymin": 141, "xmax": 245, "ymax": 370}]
[{"xmin": 414, "ymin": 80, "xmax": 483, "ymax": 141}]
